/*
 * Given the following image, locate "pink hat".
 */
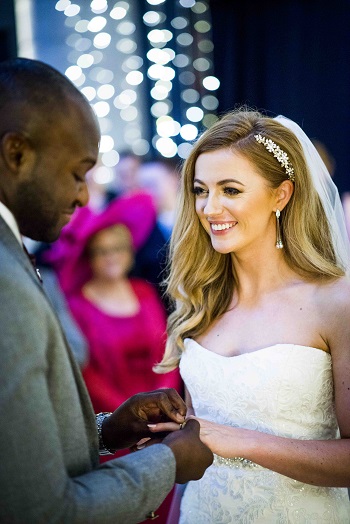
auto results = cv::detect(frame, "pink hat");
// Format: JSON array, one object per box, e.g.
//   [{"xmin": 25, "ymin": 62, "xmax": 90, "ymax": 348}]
[{"xmin": 50, "ymin": 192, "xmax": 157, "ymax": 296}]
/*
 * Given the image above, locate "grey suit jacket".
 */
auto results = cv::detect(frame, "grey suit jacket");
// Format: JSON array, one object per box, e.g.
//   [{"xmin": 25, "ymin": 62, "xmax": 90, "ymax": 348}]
[
  {"xmin": 40, "ymin": 267, "xmax": 89, "ymax": 367},
  {"xmin": 0, "ymin": 216, "xmax": 176, "ymax": 523}
]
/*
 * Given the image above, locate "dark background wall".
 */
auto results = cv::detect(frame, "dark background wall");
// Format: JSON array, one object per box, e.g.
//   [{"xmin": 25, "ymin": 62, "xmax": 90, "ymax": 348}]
[
  {"xmin": 210, "ymin": 0, "xmax": 350, "ymax": 194},
  {"xmin": 0, "ymin": 0, "xmax": 17, "ymax": 61}
]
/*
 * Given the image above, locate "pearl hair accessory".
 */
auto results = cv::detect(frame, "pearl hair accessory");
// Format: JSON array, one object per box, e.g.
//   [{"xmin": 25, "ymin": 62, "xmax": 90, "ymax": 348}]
[{"xmin": 254, "ymin": 134, "xmax": 295, "ymax": 182}]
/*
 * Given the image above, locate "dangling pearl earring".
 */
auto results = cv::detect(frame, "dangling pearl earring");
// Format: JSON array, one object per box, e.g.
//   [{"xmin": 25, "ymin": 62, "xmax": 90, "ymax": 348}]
[{"xmin": 275, "ymin": 209, "xmax": 283, "ymax": 249}]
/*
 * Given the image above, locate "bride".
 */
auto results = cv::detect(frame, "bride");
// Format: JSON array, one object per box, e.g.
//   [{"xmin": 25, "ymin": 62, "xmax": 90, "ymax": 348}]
[{"xmin": 150, "ymin": 109, "xmax": 350, "ymax": 522}]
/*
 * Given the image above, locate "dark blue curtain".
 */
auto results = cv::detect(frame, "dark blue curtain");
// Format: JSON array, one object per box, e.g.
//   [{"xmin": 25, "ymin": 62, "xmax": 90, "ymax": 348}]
[
  {"xmin": 0, "ymin": 0, "xmax": 17, "ymax": 61},
  {"xmin": 210, "ymin": 0, "xmax": 350, "ymax": 193}
]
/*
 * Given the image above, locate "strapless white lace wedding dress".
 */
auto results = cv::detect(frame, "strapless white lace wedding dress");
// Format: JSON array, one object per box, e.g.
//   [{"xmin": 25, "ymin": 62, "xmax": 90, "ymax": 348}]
[{"xmin": 179, "ymin": 339, "xmax": 350, "ymax": 524}]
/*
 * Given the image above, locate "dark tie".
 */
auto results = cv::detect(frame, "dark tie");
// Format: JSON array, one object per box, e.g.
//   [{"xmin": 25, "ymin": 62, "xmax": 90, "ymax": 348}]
[{"xmin": 22, "ymin": 244, "xmax": 43, "ymax": 283}]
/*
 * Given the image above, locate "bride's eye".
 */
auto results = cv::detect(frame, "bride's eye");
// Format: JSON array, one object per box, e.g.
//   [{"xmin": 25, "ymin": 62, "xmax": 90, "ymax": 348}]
[
  {"xmin": 192, "ymin": 186, "xmax": 207, "ymax": 196},
  {"xmin": 224, "ymin": 187, "xmax": 240, "ymax": 196}
]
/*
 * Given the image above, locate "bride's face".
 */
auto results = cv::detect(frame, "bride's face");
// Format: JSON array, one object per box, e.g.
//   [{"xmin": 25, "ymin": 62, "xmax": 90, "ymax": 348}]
[{"xmin": 193, "ymin": 148, "xmax": 278, "ymax": 256}]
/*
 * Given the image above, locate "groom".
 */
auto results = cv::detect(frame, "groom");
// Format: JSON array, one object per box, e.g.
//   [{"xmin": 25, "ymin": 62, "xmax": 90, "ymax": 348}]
[{"xmin": 0, "ymin": 58, "xmax": 212, "ymax": 523}]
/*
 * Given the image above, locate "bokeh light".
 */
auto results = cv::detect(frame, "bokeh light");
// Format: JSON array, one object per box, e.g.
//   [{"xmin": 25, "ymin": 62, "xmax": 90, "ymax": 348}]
[
  {"xmin": 99, "ymin": 134, "xmax": 114, "ymax": 152},
  {"xmin": 57, "ymin": 0, "xmax": 218, "ymax": 167},
  {"xmin": 203, "ymin": 75, "xmax": 220, "ymax": 90}
]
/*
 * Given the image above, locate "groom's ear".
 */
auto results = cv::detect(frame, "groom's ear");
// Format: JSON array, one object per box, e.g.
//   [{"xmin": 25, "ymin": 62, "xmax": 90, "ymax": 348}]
[{"xmin": 1, "ymin": 131, "xmax": 36, "ymax": 176}]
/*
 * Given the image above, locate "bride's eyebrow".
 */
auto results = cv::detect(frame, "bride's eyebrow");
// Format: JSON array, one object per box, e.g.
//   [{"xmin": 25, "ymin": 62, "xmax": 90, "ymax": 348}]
[
  {"xmin": 218, "ymin": 178, "xmax": 245, "ymax": 186},
  {"xmin": 193, "ymin": 178, "xmax": 245, "ymax": 186}
]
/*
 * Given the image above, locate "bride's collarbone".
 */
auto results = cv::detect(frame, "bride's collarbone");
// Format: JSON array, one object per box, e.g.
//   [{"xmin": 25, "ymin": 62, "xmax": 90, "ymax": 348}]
[
  {"xmin": 195, "ymin": 335, "xmax": 329, "ymax": 357},
  {"xmin": 198, "ymin": 306, "xmax": 328, "ymax": 356}
]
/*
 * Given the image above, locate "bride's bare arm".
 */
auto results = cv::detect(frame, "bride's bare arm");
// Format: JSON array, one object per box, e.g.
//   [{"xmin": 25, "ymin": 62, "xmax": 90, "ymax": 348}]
[{"xmin": 192, "ymin": 417, "xmax": 350, "ymax": 487}]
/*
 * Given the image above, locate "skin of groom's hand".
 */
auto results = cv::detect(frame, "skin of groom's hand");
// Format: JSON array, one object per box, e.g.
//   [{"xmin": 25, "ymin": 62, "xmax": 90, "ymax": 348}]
[
  {"xmin": 162, "ymin": 419, "xmax": 214, "ymax": 483},
  {"xmin": 101, "ymin": 388, "xmax": 187, "ymax": 450}
]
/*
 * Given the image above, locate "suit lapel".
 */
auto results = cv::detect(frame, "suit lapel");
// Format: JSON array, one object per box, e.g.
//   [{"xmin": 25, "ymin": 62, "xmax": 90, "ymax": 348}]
[
  {"xmin": 0, "ymin": 216, "xmax": 44, "ymax": 291},
  {"xmin": 0, "ymin": 216, "xmax": 97, "ymax": 445}
]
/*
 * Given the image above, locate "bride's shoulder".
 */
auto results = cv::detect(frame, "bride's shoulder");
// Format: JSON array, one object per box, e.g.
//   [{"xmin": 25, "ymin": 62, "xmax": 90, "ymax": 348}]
[
  {"xmin": 316, "ymin": 276, "xmax": 350, "ymax": 314},
  {"xmin": 316, "ymin": 277, "xmax": 350, "ymax": 357}
]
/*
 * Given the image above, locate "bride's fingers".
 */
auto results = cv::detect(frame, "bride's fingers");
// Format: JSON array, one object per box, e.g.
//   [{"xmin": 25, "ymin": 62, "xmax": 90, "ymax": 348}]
[
  {"xmin": 130, "ymin": 437, "xmax": 163, "ymax": 452},
  {"xmin": 147, "ymin": 421, "xmax": 181, "ymax": 432},
  {"xmin": 136, "ymin": 437, "xmax": 152, "ymax": 446}
]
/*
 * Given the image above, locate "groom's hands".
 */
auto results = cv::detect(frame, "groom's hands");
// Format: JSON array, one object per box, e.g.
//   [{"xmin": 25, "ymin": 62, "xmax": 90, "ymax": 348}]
[
  {"xmin": 101, "ymin": 389, "xmax": 213, "ymax": 483},
  {"xmin": 101, "ymin": 388, "xmax": 187, "ymax": 450}
]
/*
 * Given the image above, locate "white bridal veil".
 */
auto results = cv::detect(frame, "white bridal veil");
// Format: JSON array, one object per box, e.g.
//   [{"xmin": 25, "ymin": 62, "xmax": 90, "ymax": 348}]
[{"xmin": 275, "ymin": 115, "xmax": 350, "ymax": 278}]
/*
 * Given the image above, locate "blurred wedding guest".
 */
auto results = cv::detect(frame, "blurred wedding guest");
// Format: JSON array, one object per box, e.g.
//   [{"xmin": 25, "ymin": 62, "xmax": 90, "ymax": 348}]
[
  {"xmin": 311, "ymin": 139, "xmax": 336, "ymax": 178},
  {"xmin": 54, "ymin": 193, "xmax": 181, "ymax": 416},
  {"xmin": 311, "ymin": 140, "xmax": 350, "ymax": 242},
  {"xmin": 105, "ymin": 150, "xmax": 143, "ymax": 202},
  {"xmin": 85, "ymin": 162, "xmax": 110, "ymax": 211},
  {"xmin": 133, "ymin": 158, "xmax": 181, "ymax": 311}
]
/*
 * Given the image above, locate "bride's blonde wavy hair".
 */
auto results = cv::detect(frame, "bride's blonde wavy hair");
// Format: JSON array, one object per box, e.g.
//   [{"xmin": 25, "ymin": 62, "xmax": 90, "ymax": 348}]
[{"xmin": 154, "ymin": 108, "xmax": 344, "ymax": 373}]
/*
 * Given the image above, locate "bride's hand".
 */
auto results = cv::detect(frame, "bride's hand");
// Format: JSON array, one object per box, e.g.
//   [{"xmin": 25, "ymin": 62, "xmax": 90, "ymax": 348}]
[
  {"xmin": 187, "ymin": 416, "xmax": 232, "ymax": 455},
  {"xmin": 146, "ymin": 416, "xmax": 229, "ymax": 442},
  {"xmin": 146, "ymin": 420, "xmax": 185, "ymax": 433},
  {"xmin": 187, "ymin": 416, "xmax": 251, "ymax": 458},
  {"xmin": 146, "ymin": 416, "xmax": 251, "ymax": 457}
]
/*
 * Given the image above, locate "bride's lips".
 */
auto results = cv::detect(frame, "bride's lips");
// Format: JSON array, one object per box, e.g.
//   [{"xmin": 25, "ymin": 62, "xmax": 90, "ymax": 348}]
[{"xmin": 209, "ymin": 221, "xmax": 238, "ymax": 234}]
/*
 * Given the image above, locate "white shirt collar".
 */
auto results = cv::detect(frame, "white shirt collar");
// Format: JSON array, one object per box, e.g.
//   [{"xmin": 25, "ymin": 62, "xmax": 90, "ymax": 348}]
[{"xmin": 0, "ymin": 201, "xmax": 22, "ymax": 244}]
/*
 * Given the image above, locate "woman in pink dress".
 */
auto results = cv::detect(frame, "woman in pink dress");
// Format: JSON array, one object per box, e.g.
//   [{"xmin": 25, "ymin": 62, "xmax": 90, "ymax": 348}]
[
  {"xmin": 69, "ymin": 224, "xmax": 176, "ymax": 412},
  {"xmin": 56, "ymin": 193, "xmax": 180, "ymax": 413}
]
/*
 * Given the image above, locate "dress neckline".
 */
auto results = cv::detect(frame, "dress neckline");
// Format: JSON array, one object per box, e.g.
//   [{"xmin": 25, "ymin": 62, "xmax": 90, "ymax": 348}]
[{"xmin": 184, "ymin": 338, "xmax": 331, "ymax": 359}]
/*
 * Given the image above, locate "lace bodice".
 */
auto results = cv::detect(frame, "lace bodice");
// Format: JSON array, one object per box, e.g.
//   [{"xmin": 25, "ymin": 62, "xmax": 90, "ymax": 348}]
[{"xmin": 179, "ymin": 339, "xmax": 350, "ymax": 523}]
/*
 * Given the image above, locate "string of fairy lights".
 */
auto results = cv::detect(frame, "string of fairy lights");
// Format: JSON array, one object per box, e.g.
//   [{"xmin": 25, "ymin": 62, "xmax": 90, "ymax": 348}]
[{"xmin": 55, "ymin": 0, "xmax": 220, "ymax": 182}]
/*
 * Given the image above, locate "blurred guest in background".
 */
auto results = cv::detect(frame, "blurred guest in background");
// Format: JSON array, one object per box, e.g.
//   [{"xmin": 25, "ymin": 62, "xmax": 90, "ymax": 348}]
[
  {"xmin": 311, "ymin": 139, "xmax": 350, "ymax": 241},
  {"xmin": 105, "ymin": 150, "xmax": 143, "ymax": 202},
  {"xmin": 53, "ymin": 192, "xmax": 181, "ymax": 416},
  {"xmin": 133, "ymin": 158, "xmax": 181, "ymax": 312},
  {"xmin": 311, "ymin": 139, "xmax": 336, "ymax": 178},
  {"xmin": 84, "ymin": 162, "xmax": 111, "ymax": 212},
  {"xmin": 138, "ymin": 158, "xmax": 180, "ymax": 241}
]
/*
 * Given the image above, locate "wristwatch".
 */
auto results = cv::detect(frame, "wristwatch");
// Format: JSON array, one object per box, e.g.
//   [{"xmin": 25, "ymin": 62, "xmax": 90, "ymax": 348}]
[{"xmin": 96, "ymin": 412, "xmax": 114, "ymax": 455}]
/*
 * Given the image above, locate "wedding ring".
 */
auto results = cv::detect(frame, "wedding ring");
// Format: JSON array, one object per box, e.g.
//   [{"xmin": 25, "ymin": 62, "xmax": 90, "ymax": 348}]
[{"xmin": 179, "ymin": 421, "xmax": 186, "ymax": 430}]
